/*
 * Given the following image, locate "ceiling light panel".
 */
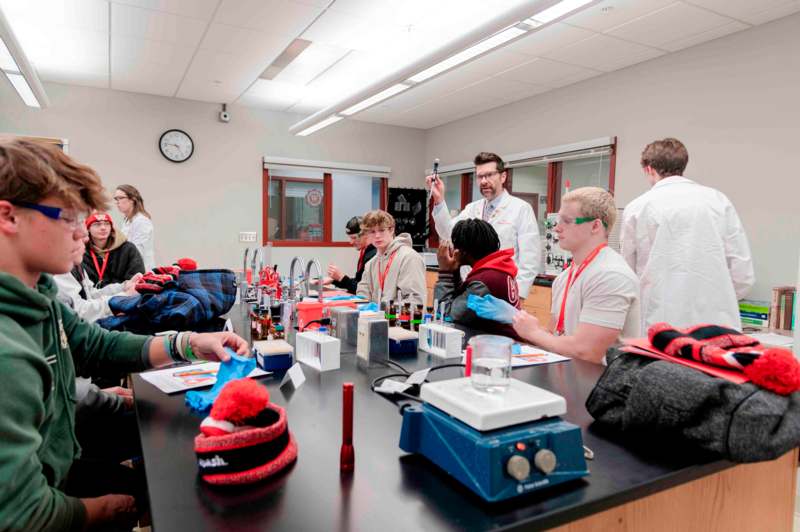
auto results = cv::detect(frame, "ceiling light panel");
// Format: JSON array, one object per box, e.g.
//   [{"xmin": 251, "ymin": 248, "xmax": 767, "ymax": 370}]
[
  {"xmin": 5, "ymin": 72, "xmax": 40, "ymax": 106},
  {"xmin": 526, "ymin": 0, "xmax": 595, "ymax": 24},
  {"xmin": 0, "ymin": 38, "xmax": 18, "ymax": 71},
  {"xmin": 297, "ymin": 114, "xmax": 342, "ymax": 136}
]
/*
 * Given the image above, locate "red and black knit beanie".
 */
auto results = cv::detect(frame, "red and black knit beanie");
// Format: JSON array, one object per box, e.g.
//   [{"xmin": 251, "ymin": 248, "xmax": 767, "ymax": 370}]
[{"xmin": 195, "ymin": 379, "xmax": 297, "ymax": 485}]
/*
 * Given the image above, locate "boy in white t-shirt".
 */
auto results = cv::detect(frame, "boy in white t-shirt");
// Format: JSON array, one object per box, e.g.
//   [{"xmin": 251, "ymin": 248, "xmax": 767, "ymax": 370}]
[{"xmin": 513, "ymin": 187, "xmax": 640, "ymax": 364}]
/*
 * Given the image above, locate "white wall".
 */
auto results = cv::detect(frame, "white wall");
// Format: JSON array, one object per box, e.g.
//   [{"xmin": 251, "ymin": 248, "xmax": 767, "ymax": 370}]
[
  {"xmin": 425, "ymin": 13, "xmax": 800, "ymax": 301},
  {"xmin": 0, "ymin": 81, "xmax": 426, "ymax": 274}
]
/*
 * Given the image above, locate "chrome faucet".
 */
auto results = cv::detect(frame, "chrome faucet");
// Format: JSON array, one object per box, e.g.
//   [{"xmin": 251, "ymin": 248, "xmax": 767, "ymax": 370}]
[
  {"xmin": 288, "ymin": 256, "xmax": 306, "ymax": 301},
  {"xmin": 303, "ymin": 259, "xmax": 323, "ymax": 304},
  {"xmin": 240, "ymin": 247, "xmax": 251, "ymax": 302},
  {"xmin": 251, "ymin": 246, "xmax": 264, "ymax": 281}
]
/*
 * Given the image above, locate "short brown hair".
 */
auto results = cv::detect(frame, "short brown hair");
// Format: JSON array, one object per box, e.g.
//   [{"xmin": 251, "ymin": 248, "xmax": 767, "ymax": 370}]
[
  {"xmin": 0, "ymin": 136, "xmax": 108, "ymax": 212},
  {"xmin": 562, "ymin": 187, "xmax": 617, "ymax": 234},
  {"xmin": 474, "ymin": 152, "xmax": 505, "ymax": 173},
  {"xmin": 361, "ymin": 210, "xmax": 395, "ymax": 231},
  {"xmin": 640, "ymin": 138, "xmax": 688, "ymax": 178},
  {"xmin": 116, "ymin": 184, "xmax": 150, "ymax": 219}
]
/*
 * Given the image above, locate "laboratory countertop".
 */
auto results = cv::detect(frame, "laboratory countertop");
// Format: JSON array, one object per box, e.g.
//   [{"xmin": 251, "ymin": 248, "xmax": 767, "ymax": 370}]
[{"xmin": 133, "ymin": 349, "xmax": 735, "ymax": 531}]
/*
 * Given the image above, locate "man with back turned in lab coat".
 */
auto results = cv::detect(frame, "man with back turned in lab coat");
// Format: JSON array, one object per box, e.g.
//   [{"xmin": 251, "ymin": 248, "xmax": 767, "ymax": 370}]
[
  {"xmin": 620, "ymin": 137, "xmax": 755, "ymax": 332},
  {"xmin": 426, "ymin": 152, "xmax": 540, "ymax": 299}
]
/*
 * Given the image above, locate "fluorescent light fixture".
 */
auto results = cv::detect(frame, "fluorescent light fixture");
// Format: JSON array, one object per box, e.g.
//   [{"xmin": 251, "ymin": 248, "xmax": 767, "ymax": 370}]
[
  {"xmin": 0, "ymin": 7, "xmax": 49, "ymax": 108},
  {"xmin": 297, "ymin": 115, "xmax": 343, "ymax": 136},
  {"xmin": 6, "ymin": 72, "xmax": 39, "ymax": 107},
  {"xmin": 408, "ymin": 26, "xmax": 526, "ymax": 84},
  {"xmin": 0, "ymin": 38, "xmax": 18, "ymax": 72},
  {"xmin": 290, "ymin": 0, "xmax": 599, "ymax": 136},
  {"xmin": 340, "ymin": 83, "xmax": 409, "ymax": 116},
  {"xmin": 526, "ymin": 0, "xmax": 594, "ymax": 25}
]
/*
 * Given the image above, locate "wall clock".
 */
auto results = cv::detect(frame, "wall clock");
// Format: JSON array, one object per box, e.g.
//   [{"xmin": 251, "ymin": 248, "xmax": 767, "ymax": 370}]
[{"xmin": 159, "ymin": 129, "xmax": 194, "ymax": 163}]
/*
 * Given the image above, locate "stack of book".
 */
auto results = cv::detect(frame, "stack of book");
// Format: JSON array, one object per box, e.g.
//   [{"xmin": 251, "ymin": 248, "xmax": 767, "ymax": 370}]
[
  {"xmin": 740, "ymin": 299, "xmax": 770, "ymax": 328},
  {"xmin": 769, "ymin": 286, "xmax": 795, "ymax": 330}
]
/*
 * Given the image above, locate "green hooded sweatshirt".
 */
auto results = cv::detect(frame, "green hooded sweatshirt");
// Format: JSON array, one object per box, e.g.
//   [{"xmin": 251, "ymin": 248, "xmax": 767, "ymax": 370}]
[{"xmin": 0, "ymin": 272, "xmax": 149, "ymax": 531}]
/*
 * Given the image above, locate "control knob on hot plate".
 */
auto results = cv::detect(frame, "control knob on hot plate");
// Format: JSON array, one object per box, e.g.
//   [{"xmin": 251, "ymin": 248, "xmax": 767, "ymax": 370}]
[
  {"xmin": 534, "ymin": 449, "xmax": 557, "ymax": 475},
  {"xmin": 506, "ymin": 455, "xmax": 530, "ymax": 481}
]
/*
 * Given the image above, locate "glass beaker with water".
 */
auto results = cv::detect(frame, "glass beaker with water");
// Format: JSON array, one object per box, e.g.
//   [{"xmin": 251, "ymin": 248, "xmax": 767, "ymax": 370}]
[{"xmin": 469, "ymin": 335, "xmax": 513, "ymax": 393}]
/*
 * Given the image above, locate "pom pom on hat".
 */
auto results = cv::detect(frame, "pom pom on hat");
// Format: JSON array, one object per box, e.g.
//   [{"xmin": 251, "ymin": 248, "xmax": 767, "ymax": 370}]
[
  {"xmin": 744, "ymin": 348, "xmax": 800, "ymax": 395},
  {"xmin": 195, "ymin": 378, "xmax": 297, "ymax": 485}
]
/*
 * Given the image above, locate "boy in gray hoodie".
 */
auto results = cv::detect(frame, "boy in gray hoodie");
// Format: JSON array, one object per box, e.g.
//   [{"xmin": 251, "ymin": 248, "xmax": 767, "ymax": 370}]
[{"xmin": 356, "ymin": 209, "xmax": 427, "ymax": 306}]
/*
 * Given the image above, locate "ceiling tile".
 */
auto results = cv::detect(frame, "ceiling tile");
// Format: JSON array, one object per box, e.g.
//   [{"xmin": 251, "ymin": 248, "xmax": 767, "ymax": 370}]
[
  {"xmin": 214, "ymin": 0, "xmax": 323, "ymax": 35},
  {"xmin": 0, "ymin": 0, "xmax": 108, "ymax": 33},
  {"xmin": 496, "ymin": 57, "xmax": 601, "ymax": 87},
  {"xmin": 544, "ymin": 33, "xmax": 665, "ymax": 72},
  {"xmin": 238, "ymin": 78, "xmax": 305, "ymax": 110},
  {"xmin": 607, "ymin": 2, "xmax": 738, "ymax": 50},
  {"xmin": 109, "ymin": 0, "xmax": 220, "ymax": 20},
  {"xmin": 564, "ymin": 0, "xmax": 675, "ymax": 32},
  {"xmin": 199, "ymin": 23, "xmax": 293, "ymax": 56},
  {"xmin": 9, "ymin": 22, "xmax": 108, "ymax": 86},
  {"xmin": 504, "ymin": 23, "xmax": 595, "ymax": 58},
  {"xmin": 176, "ymin": 48, "xmax": 270, "ymax": 102},
  {"xmin": 661, "ymin": 19, "xmax": 749, "ymax": 51},
  {"xmin": 111, "ymin": 2, "xmax": 207, "ymax": 45},
  {"xmin": 111, "ymin": 35, "xmax": 195, "ymax": 96},
  {"xmin": 683, "ymin": 0, "xmax": 800, "ymax": 24},
  {"xmin": 274, "ymin": 42, "xmax": 349, "ymax": 86},
  {"xmin": 451, "ymin": 77, "xmax": 547, "ymax": 104}
]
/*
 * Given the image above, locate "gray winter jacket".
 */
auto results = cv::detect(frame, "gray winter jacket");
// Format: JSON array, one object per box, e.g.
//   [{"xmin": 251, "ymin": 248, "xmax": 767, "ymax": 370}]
[{"xmin": 586, "ymin": 349, "xmax": 800, "ymax": 463}]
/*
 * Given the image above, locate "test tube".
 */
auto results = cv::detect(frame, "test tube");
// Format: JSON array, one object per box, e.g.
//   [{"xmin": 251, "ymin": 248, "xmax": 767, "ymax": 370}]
[{"xmin": 340, "ymin": 382, "xmax": 354, "ymax": 473}]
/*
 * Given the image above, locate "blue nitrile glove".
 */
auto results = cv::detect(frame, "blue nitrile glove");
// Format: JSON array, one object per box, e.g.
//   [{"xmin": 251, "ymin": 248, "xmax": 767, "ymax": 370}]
[
  {"xmin": 328, "ymin": 295, "xmax": 358, "ymax": 301},
  {"xmin": 185, "ymin": 348, "xmax": 256, "ymax": 413},
  {"xmin": 512, "ymin": 343, "xmax": 521, "ymax": 355},
  {"xmin": 466, "ymin": 294, "xmax": 519, "ymax": 324},
  {"xmin": 358, "ymin": 302, "xmax": 379, "ymax": 312}
]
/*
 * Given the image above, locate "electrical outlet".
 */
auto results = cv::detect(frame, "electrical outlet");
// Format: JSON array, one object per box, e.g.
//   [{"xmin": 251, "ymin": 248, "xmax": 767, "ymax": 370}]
[{"xmin": 239, "ymin": 231, "xmax": 257, "ymax": 243}]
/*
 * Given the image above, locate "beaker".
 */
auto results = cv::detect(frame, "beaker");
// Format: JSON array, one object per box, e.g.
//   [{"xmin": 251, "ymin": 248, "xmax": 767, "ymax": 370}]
[{"xmin": 469, "ymin": 334, "xmax": 513, "ymax": 393}]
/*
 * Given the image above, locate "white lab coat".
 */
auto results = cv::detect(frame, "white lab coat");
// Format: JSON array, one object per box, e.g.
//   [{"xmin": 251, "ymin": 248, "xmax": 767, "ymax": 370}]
[
  {"xmin": 620, "ymin": 176, "xmax": 754, "ymax": 332},
  {"xmin": 54, "ymin": 269, "xmax": 125, "ymax": 323},
  {"xmin": 432, "ymin": 191, "xmax": 540, "ymax": 298},
  {"xmin": 122, "ymin": 213, "xmax": 155, "ymax": 271}
]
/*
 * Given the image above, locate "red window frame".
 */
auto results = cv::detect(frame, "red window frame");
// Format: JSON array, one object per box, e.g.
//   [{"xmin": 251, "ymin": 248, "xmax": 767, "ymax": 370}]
[{"xmin": 262, "ymin": 167, "xmax": 388, "ymax": 247}]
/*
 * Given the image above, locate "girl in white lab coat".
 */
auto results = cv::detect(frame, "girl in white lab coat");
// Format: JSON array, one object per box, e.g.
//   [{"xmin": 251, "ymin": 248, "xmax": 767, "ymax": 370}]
[{"xmin": 114, "ymin": 184, "xmax": 156, "ymax": 271}]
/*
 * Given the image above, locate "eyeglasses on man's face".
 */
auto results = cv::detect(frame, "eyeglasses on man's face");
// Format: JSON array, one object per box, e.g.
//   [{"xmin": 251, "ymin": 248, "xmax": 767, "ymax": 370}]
[
  {"xmin": 11, "ymin": 201, "xmax": 85, "ymax": 230},
  {"xmin": 475, "ymin": 171, "xmax": 500, "ymax": 182}
]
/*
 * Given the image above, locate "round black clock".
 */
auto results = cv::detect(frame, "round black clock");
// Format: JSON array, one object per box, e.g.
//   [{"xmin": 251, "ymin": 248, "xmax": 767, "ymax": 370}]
[{"xmin": 159, "ymin": 129, "xmax": 194, "ymax": 163}]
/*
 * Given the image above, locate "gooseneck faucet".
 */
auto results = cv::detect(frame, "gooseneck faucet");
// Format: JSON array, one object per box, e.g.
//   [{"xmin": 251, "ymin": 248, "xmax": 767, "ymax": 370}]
[
  {"xmin": 303, "ymin": 259, "xmax": 323, "ymax": 304},
  {"xmin": 288, "ymin": 256, "xmax": 306, "ymax": 300}
]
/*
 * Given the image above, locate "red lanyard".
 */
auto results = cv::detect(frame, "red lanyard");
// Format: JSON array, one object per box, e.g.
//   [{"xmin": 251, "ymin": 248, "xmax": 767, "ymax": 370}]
[
  {"xmin": 357, "ymin": 247, "xmax": 366, "ymax": 272},
  {"xmin": 377, "ymin": 251, "xmax": 397, "ymax": 292},
  {"xmin": 555, "ymin": 243, "xmax": 606, "ymax": 335},
  {"xmin": 89, "ymin": 249, "xmax": 111, "ymax": 282}
]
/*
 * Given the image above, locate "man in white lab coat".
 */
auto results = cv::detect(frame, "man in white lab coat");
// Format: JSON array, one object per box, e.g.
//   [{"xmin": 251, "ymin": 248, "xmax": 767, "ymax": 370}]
[
  {"xmin": 620, "ymin": 138, "xmax": 755, "ymax": 332},
  {"xmin": 426, "ymin": 152, "xmax": 540, "ymax": 298}
]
